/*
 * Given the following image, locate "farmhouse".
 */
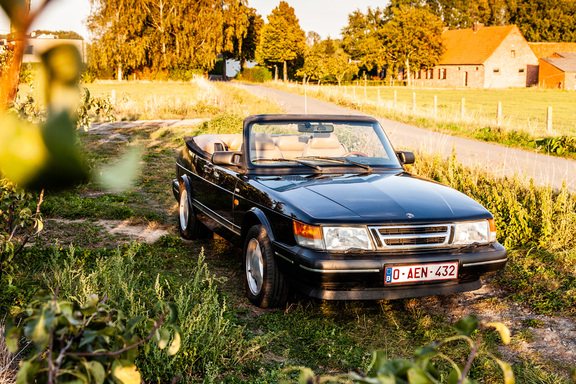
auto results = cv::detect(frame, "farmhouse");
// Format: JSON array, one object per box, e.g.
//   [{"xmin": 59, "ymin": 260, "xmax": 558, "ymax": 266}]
[{"xmin": 414, "ymin": 24, "xmax": 539, "ymax": 88}]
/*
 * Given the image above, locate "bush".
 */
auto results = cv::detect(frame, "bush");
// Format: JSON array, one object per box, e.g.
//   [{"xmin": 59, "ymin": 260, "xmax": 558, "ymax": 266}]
[
  {"xmin": 236, "ymin": 66, "xmax": 273, "ymax": 83},
  {"xmin": 42, "ymin": 243, "xmax": 266, "ymax": 382}
]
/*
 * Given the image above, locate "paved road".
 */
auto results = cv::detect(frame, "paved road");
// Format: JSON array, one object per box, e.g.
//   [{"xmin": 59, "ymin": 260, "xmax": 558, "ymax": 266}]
[{"xmin": 237, "ymin": 83, "xmax": 576, "ymax": 191}]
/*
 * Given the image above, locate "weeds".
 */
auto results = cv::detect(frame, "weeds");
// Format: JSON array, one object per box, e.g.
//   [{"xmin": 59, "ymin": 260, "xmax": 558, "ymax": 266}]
[{"xmin": 41, "ymin": 243, "xmax": 268, "ymax": 382}]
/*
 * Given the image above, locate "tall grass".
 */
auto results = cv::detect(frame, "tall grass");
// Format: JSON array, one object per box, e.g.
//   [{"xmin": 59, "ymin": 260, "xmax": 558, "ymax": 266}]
[
  {"xmin": 43, "ymin": 241, "xmax": 268, "ymax": 382},
  {"xmin": 410, "ymin": 151, "xmax": 576, "ymax": 314},
  {"xmin": 84, "ymin": 77, "xmax": 282, "ymax": 121}
]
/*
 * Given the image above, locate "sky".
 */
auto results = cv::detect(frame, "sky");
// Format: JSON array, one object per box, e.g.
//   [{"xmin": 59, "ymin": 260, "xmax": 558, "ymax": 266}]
[{"xmin": 0, "ymin": 0, "xmax": 387, "ymax": 40}]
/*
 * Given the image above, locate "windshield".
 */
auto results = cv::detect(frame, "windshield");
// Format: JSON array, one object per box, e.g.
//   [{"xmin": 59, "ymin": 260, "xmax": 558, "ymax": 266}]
[{"xmin": 248, "ymin": 119, "xmax": 401, "ymax": 169}]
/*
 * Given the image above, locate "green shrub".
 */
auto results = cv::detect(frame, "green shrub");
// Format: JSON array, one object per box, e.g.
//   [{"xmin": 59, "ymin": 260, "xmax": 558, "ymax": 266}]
[
  {"xmin": 43, "ymin": 243, "xmax": 266, "ymax": 382},
  {"xmin": 236, "ymin": 66, "xmax": 273, "ymax": 83}
]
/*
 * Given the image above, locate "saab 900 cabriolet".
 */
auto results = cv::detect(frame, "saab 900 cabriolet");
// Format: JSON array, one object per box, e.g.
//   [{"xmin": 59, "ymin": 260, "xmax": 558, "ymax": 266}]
[{"xmin": 172, "ymin": 114, "xmax": 507, "ymax": 308}]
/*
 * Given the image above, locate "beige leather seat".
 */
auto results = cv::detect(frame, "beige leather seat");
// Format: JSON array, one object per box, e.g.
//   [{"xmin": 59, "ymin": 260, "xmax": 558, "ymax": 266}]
[
  {"xmin": 250, "ymin": 133, "xmax": 283, "ymax": 160},
  {"xmin": 219, "ymin": 134, "xmax": 243, "ymax": 151},
  {"xmin": 301, "ymin": 133, "xmax": 347, "ymax": 157},
  {"xmin": 274, "ymin": 135, "xmax": 309, "ymax": 159}
]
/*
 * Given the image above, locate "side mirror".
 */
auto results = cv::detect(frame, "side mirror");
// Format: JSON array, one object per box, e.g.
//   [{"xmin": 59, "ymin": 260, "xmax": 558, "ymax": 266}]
[
  {"xmin": 396, "ymin": 151, "xmax": 415, "ymax": 165},
  {"xmin": 212, "ymin": 151, "xmax": 243, "ymax": 167}
]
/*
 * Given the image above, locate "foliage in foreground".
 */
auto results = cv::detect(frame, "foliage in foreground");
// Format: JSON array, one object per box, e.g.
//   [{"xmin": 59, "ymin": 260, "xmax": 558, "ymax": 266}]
[
  {"xmin": 0, "ymin": 178, "xmax": 43, "ymax": 285},
  {"xmin": 5, "ymin": 292, "xmax": 180, "ymax": 384},
  {"xmin": 19, "ymin": 242, "xmax": 266, "ymax": 382},
  {"xmin": 293, "ymin": 316, "xmax": 513, "ymax": 384}
]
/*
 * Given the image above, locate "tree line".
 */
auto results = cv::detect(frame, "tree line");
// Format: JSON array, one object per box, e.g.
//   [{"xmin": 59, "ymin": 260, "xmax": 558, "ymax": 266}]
[{"xmin": 86, "ymin": 0, "xmax": 576, "ymax": 82}]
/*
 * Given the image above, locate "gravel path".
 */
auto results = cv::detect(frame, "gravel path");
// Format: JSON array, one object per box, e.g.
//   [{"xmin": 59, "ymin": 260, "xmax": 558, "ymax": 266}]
[{"xmin": 236, "ymin": 83, "xmax": 576, "ymax": 192}]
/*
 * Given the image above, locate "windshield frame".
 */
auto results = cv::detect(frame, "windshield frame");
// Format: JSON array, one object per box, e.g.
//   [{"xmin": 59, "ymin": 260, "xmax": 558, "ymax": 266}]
[{"xmin": 243, "ymin": 114, "xmax": 402, "ymax": 175}]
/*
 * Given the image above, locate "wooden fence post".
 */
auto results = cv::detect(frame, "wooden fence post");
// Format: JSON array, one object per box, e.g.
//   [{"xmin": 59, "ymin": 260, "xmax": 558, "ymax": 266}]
[
  {"xmin": 547, "ymin": 106, "xmax": 553, "ymax": 133},
  {"xmin": 496, "ymin": 102, "xmax": 502, "ymax": 128},
  {"xmin": 111, "ymin": 90, "xmax": 116, "ymax": 105},
  {"xmin": 433, "ymin": 95, "xmax": 437, "ymax": 118},
  {"xmin": 460, "ymin": 98, "xmax": 465, "ymax": 119}
]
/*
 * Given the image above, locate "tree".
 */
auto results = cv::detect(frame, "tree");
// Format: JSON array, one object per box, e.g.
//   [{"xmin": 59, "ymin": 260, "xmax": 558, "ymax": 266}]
[
  {"xmin": 300, "ymin": 38, "xmax": 357, "ymax": 85},
  {"xmin": 237, "ymin": 7, "xmax": 264, "ymax": 69},
  {"xmin": 221, "ymin": 1, "xmax": 253, "ymax": 78},
  {"xmin": 88, "ymin": 0, "xmax": 149, "ymax": 80},
  {"xmin": 255, "ymin": 1, "xmax": 306, "ymax": 81},
  {"xmin": 381, "ymin": 6, "xmax": 445, "ymax": 86},
  {"xmin": 341, "ymin": 7, "xmax": 388, "ymax": 76},
  {"xmin": 508, "ymin": 0, "xmax": 576, "ymax": 42},
  {"xmin": 169, "ymin": 0, "xmax": 224, "ymax": 71}
]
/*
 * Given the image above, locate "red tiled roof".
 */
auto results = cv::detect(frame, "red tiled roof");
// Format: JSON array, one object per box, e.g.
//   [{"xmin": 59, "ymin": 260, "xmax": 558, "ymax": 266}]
[
  {"xmin": 440, "ymin": 25, "xmax": 518, "ymax": 65},
  {"xmin": 528, "ymin": 42, "xmax": 576, "ymax": 58}
]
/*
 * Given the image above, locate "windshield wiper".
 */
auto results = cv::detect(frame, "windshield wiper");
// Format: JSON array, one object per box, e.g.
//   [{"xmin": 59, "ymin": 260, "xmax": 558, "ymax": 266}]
[
  {"xmin": 253, "ymin": 158, "xmax": 323, "ymax": 172},
  {"xmin": 304, "ymin": 156, "xmax": 373, "ymax": 174}
]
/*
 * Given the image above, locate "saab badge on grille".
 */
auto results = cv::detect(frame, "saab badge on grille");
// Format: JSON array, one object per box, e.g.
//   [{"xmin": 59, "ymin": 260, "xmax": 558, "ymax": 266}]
[{"xmin": 406, "ymin": 213, "xmax": 415, "ymax": 219}]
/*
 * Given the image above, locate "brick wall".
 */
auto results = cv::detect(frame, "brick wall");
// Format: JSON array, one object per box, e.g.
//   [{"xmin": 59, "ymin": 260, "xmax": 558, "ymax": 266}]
[{"xmin": 483, "ymin": 28, "xmax": 539, "ymax": 88}]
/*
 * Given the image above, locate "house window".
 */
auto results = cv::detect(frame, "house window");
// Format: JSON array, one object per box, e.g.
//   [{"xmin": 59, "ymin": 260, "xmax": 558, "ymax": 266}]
[
  {"xmin": 519, "ymin": 68, "xmax": 525, "ymax": 73},
  {"xmin": 439, "ymin": 68, "xmax": 447, "ymax": 80},
  {"xmin": 476, "ymin": 67, "xmax": 479, "ymax": 71},
  {"xmin": 511, "ymin": 50, "xmax": 516, "ymax": 58},
  {"xmin": 25, "ymin": 45, "xmax": 33, "ymax": 55},
  {"xmin": 415, "ymin": 70, "xmax": 421, "ymax": 79},
  {"xmin": 426, "ymin": 69, "xmax": 434, "ymax": 79},
  {"xmin": 493, "ymin": 68, "xmax": 500, "ymax": 74}
]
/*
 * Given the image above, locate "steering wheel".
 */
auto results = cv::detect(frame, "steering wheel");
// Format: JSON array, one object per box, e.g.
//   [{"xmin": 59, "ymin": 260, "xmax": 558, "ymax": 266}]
[{"xmin": 342, "ymin": 151, "xmax": 368, "ymax": 157}]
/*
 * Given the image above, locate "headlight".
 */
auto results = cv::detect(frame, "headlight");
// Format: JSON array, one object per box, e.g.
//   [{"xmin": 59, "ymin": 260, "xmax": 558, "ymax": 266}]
[
  {"xmin": 323, "ymin": 227, "xmax": 373, "ymax": 251},
  {"xmin": 293, "ymin": 221, "xmax": 373, "ymax": 251},
  {"xmin": 453, "ymin": 219, "xmax": 496, "ymax": 245}
]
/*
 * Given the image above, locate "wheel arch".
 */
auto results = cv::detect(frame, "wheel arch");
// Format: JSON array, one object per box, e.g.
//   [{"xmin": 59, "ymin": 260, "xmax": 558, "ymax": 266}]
[
  {"xmin": 179, "ymin": 174, "xmax": 192, "ymax": 201},
  {"xmin": 241, "ymin": 208, "xmax": 276, "ymax": 243}
]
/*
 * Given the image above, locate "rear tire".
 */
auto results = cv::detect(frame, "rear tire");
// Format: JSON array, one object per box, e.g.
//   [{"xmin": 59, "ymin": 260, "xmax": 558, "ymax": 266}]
[
  {"xmin": 243, "ymin": 225, "xmax": 289, "ymax": 308},
  {"xmin": 178, "ymin": 181, "xmax": 211, "ymax": 240}
]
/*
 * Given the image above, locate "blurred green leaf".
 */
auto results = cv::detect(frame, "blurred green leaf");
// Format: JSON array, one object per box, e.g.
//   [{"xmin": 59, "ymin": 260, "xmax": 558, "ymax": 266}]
[
  {"xmin": 0, "ymin": 114, "xmax": 48, "ymax": 186},
  {"xmin": 454, "ymin": 316, "xmax": 479, "ymax": 337},
  {"xmin": 41, "ymin": 44, "xmax": 82, "ymax": 113},
  {"xmin": 111, "ymin": 360, "xmax": 141, "ymax": 384},
  {"xmin": 167, "ymin": 331, "xmax": 180, "ymax": 356},
  {"xmin": 95, "ymin": 146, "xmax": 142, "ymax": 192},
  {"xmin": 4, "ymin": 325, "xmax": 22, "ymax": 353},
  {"xmin": 407, "ymin": 366, "xmax": 434, "ymax": 384},
  {"xmin": 157, "ymin": 328, "xmax": 170, "ymax": 350},
  {"xmin": 84, "ymin": 361, "xmax": 105, "ymax": 384},
  {"xmin": 493, "ymin": 358, "xmax": 515, "ymax": 384},
  {"xmin": 486, "ymin": 322, "xmax": 511, "ymax": 345}
]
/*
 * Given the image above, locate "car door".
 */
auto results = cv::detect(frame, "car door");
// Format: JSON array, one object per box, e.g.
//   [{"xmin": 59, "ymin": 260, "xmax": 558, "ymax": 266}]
[{"xmin": 194, "ymin": 156, "xmax": 238, "ymax": 236}]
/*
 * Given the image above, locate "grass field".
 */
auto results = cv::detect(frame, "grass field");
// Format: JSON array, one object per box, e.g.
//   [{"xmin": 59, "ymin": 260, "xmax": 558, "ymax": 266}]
[{"xmin": 3, "ymin": 80, "xmax": 576, "ymax": 383}]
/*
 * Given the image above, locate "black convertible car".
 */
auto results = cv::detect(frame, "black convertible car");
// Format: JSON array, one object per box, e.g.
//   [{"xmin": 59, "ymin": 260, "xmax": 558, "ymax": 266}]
[{"xmin": 172, "ymin": 114, "xmax": 506, "ymax": 308}]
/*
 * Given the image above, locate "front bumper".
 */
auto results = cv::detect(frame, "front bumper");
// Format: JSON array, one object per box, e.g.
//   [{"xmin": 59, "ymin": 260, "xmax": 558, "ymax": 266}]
[{"xmin": 273, "ymin": 241, "xmax": 507, "ymax": 300}]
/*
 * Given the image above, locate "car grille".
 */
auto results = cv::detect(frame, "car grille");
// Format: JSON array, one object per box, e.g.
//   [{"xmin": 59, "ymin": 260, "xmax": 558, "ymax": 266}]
[{"xmin": 369, "ymin": 224, "xmax": 452, "ymax": 249}]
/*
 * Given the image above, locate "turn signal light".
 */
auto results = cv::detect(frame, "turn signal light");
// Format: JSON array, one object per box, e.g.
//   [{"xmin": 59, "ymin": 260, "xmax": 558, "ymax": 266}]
[{"xmin": 293, "ymin": 221, "xmax": 322, "ymax": 239}]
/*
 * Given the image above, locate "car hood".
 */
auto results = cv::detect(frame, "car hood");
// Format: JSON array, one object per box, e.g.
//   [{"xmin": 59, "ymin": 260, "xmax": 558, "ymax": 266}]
[{"xmin": 254, "ymin": 172, "xmax": 490, "ymax": 224}]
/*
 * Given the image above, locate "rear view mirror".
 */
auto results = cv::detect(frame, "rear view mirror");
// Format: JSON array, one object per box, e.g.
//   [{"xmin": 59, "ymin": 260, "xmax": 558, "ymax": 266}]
[
  {"xmin": 297, "ymin": 123, "xmax": 334, "ymax": 133},
  {"xmin": 396, "ymin": 151, "xmax": 415, "ymax": 165},
  {"xmin": 212, "ymin": 151, "xmax": 243, "ymax": 167}
]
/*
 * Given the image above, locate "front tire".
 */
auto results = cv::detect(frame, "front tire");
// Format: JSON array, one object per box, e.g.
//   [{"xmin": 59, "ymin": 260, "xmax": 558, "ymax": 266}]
[
  {"xmin": 243, "ymin": 225, "xmax": 289, "ymax": 308},
  {"xmin": 178, "ymin": 181, "xmax": 211, "ymax": 240}
]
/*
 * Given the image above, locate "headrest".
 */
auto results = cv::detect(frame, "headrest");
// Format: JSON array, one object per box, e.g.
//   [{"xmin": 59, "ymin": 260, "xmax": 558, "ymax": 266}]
[{"xmin": 308, "ymin": 133, "xmax": 342, "ymax": 149}]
